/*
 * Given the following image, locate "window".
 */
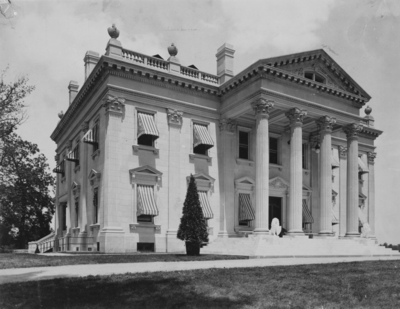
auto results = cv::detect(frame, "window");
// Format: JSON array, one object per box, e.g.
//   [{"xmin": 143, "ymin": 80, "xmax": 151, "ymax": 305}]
[
  {"xmin": 269, "ymin": 137, "xmax": 278, "ymax": 164},
  {"xmin": 66, "ymin": 143, "xmax": 80, "ymax": 167},
  {"xmin": 75, "ymin": 199, "xmax": 79, "ymax": 227},
  {"xmin": 137, "ymin": 112, "xmax": 159, "ymax": 147},
  {"xmin": 62, "ymin": 203, "xmax": 67, "ymax": 230},
  {"xmin": 239, "ymin": 131, "xmax": 249, "ymax": 160},
  {"xmin": 198, "ymin": 191, "xmax": 213, "ymax": 220},
  {"xmin": 304, "ymin": 71, "xmax": 325, "ymax": 84},
  {"xmin": 302, "ymin": 143, "xmax": 308, "ymax": 169},
  {"xmin": 238, "ymin": 193, "xmax": 255, "ymax": 226},
  {"xmin": 83, "ymin": 121, "xmax": 99, "ymax": 153},
  {"xmin": 137, "ymin": 185, "xmax": 158, "ymax": 222},
  {"xmin": 53, "ymin": 159, "xmax": 65, "ymax": 177},
  {"xmin": 193, "ymin": 123, "xmax": 214, "ymax": 155},
  {"xmin": 93, "ymin": 188, "xmax": 99, "ymax": 224}
]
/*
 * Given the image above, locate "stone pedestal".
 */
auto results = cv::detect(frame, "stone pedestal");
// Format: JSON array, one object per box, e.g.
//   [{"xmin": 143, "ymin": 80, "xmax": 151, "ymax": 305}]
[
  {"xmin": 343, "ymin": 123, "xmax": 363, "ymax": 238},
  {"xmin": 286, "ymin": 108, "xmax": 307, "ymax": 235},
  {"xmin": 251, "ymin": 98, "xmax": 274, "ymax": 234},
  {"xmin": 317, "ymin": 116, "xmax": 336, "ymax": 235}
]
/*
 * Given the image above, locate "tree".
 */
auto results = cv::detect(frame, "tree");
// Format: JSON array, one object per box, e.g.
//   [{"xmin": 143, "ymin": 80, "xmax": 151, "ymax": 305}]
[
  {"xmin": 177, "ymin": 174, "xmax": 209, "ymax": 255},
  {"xmin": 0, "ymin": 67, "xmax": 34, "ymax": 140},
  {"xmin": 0, "ymin": 133, "xmax": 55, "ymax": 249}
]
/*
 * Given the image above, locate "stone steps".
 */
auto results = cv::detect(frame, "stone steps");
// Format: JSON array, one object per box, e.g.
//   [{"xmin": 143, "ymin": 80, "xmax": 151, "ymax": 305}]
[{"xmin": 202, "ymin": 236, "xmax": 400, "ymax": 257}]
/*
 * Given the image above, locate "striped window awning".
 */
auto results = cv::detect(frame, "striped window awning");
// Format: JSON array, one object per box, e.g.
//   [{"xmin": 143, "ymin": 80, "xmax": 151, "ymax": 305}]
[
  {"xmin": 138, "ymin": 112, "xmax": 159, "ymax": 139},
  {"xmin": 66, "ymin": 145, "xmax": 79, "ymax": 162},
  {"xmin": 53, "ymin": 161, "xmax": 65, "ymax": 175},
  {"xmin": 83, "ymin": 126, "xmax": 98, "ymax": 145},
  {"xmin": 239, "ymin": 194, "xmax": 255, "ymax": 221},
  {"xmin": 198, "ymin": 191, "xmax": 213, "ymax": 219},
  {"xmin": 137, "ymin": 185, "xmax": 159, "ymax": 216},
  {"xmin": 332, "ymin": 153, "xmax": 340, "ymax": 169},
  {"xmin": 358, "ymin": 157, "xmax": 369, "ymax": 174},
  {"xmin": 358, "ymin": 207, "xmax": 368, "ymax": 227},
  {"xmin": 302, "ymin": 199, "xmax": 314, "ymax": 224},
  {"xmin": 193, "ymin": 124, "xmax": 214, "ymax": 149}
]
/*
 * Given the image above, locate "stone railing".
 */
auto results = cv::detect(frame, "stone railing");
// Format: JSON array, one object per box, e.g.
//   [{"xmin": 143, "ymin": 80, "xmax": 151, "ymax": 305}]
[
  {"xmin": 121, "ymin": 48, "xmax": 219, "ymax": 85},
  {"xmin": 28, "ymin": 232, "xmax": 55, "ymax": 253}
]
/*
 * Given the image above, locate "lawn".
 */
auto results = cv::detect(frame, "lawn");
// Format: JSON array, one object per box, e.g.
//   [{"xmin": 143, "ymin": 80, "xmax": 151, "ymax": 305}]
[
  {"xmin": 1, "ymin": 260, "xmax": 400, "ymax": 308},
  {"xmin": 0, "ymin": 253, "xmax": 248, "ymax": 269}
]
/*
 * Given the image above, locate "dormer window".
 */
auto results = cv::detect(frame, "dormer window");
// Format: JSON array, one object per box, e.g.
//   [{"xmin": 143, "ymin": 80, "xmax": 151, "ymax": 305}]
[{"xmin": 304, "ymin": 71, "xmax": 325, "ymax": 84}]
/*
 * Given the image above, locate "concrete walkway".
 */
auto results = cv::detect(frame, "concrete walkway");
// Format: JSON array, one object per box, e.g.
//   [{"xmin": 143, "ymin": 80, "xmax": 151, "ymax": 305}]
[{"xmin": 1, "ymin": 255, "xmax": 400, "ymax": 285}]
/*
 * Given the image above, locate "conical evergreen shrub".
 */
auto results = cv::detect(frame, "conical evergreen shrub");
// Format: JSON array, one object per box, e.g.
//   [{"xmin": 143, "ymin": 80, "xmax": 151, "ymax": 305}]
[{"xmin": 177, "ymin": 174, "xmax": 209, "ymax": 254}]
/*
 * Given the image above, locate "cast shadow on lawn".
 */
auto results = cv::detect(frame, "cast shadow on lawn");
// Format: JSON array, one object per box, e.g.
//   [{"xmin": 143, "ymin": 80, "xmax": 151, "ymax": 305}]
[{"xmin": 0, "ymin": 273, "xmax": 255, "ymax": 309}]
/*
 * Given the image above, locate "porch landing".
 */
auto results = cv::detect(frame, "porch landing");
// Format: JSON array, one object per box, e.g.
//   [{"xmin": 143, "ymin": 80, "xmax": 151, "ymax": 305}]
[{"xmin": 202, "ymin": 236, "xmax": 399, "ymax": 257}]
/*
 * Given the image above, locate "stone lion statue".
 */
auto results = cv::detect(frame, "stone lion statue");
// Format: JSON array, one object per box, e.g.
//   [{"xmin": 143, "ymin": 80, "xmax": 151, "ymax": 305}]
[{"xmin": 269, "ymin": 218, "xmax": 282, "ymax": 236}]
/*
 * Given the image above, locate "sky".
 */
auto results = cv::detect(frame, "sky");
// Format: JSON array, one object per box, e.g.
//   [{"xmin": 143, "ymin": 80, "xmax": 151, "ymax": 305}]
[{"xmin": 1, "ymin": 0, "xmax": 399, "ymax": 244}]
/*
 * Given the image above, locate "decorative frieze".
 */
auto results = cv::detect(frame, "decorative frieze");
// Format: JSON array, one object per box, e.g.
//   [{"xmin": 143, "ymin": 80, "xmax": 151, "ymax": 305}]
[
  {"xmin": 338, "ymin": 146, "xmax": 347, "ymax": 158},
  {"xmin": 343, "ymin": 123, "xmax": 363, "ymax": 139},
  {"xmin": 219, "ymin": 118, "xmax": 237, "ymax": 133},
  {"xmin": 166, "ymin": 108, "xmax": 183, "ymax": 126},
  {"xmin": 367, "ymin": 152, "xmax": 376, "ymax": 164},
  {"xmin": 285, "ymin": 107, "xmax": 307, "ymax": 125},
  {"xmin": 103, "ymin": 95, "xmax": 125, "ymax": 116},
  {"xmin": 316, "ymin": 115, "xmax": 336, "ymax": 132},
  {"xmin": 251, "ymin": 98, "xmax": 274, "ymax": 117}
]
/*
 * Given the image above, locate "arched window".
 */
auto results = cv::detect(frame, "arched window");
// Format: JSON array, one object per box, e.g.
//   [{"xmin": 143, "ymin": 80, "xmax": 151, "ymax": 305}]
[{"xmin": 304, "ymin": 71, "xmax": 325, "ymax": 84}]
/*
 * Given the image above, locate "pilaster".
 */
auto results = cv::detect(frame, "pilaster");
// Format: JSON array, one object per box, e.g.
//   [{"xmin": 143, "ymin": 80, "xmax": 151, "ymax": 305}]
[
  {"xmin": 251, "ymin": 98, "xmax": 274, "ymax": 234},
  {"xmin": 338, "ymin": 146, "xmax": 347, "ymax": 238},
  {"xmin": 218, "ymin": 118, "xmax": 237, "ymax": 237},
  {"xmin": 285, "ymin": 108, "xmax": 307, "ymax": 235},
  {"xmin": 343, "ymin": 123, "xmax": 363, "ymax": 238},
  {"xmin": 367, "ymin": 151, "xmax": 376, "ymax": 240},
  {"xmin": 79, "ymin": 122, "xmax": 89, "ymax": 239},
  {"xmin": 316, "ymin": 116, "xmax": 336, "ymax": 235}
]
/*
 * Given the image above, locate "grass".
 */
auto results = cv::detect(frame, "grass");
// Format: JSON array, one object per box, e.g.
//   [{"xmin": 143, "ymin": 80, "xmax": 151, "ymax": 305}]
[
  {"xmin": 1, "ymin": 260, "xmax": 400, "ymax": 308},
  {"xmin": 0, "ymin": 253, "xmax": 248, "ymax": 269}
]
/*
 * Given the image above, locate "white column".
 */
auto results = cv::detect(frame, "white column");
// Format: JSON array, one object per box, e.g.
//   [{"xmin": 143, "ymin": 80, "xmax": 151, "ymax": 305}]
[
  {"xmin": 343, "ymin": 123, "xmax": 363, "ymax": 238},
  {"xmin": 166, "ymin": 109, "xmax": 183, "ymax": 250},
  {"xmin": 79, "ymin": 122, "xmax": 89, "ymax": 237},
  {"xmin": 251, "ymin": 98, "xmax": 274, "ymax": 234},
  {"xmin": 285, "ymin": 108, "xmax": 307, "ymax": 235},
  {"xmin": 367, "ymin": 151, "xmax": 376, "ymax": 239},
  {"xmin": 338, "ymin": 146, "xmax": 347, "ymax": 238},
  {"xmin": 317, "ymin": 116, "xmax": 336, "ymax": 235},
  {"xmin": 218, "ymin": 118, "xmax": 237, "ymax": 237}
]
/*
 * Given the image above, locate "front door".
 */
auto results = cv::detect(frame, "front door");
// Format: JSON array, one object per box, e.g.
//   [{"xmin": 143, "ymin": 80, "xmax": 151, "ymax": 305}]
[{"xmin": 269, "ymin": 196, "xmax": 282, "ymax": 229}]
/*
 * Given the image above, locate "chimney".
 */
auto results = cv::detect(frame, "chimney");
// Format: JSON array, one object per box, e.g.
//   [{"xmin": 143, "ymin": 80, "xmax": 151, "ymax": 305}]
[
  {"xmin": 68, "ymin": 81, "xmax": 79, "ymax": 105},
  {"xmin": 84, "ymin": 51, "xmax": 100, "ymax": 81},
  {"xmin": 216, "ymin": 43, "xmax": 235, "ymax": 84}
]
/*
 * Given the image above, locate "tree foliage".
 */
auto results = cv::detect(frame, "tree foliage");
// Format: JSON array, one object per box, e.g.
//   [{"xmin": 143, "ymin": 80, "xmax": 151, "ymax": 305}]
[
  {"xmin": 0, "ymin": 67, "xmax": 34, "ymax": 139},
  {"xmin": 0, "ymin": 134, "xmax": 55, "ymax": 249},
  {"xmin": 177, "ymin": 175, "xmax": 209, "ymax": 244}
]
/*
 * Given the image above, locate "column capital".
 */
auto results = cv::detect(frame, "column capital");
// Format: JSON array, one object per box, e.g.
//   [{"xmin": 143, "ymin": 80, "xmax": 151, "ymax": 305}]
[
  {"xmin": 219, "ymin": 118, "xmax": 237, "ymax": 133},
  {"xmin": 343, "ymin": 123, "xmax": 363, "ymax": 139},
  {"xmin": 316, "ymin": 115, "xmax": 336, "ymax": 133},
  {"xmin": 251, "ymin": 98, "xmax": 274, "ymax": 118},
  {"xmin": 285, "ymin": 108, "xmax": 307, "ymax": 126},
  {"xmin": 103, "ymin": 95, "xmax": 125, "ymax": 116},
  {"xmin": 338, "ymin": 146, "xmax": 347, "ymax": 159},
  {"xmin": 367, "ymin": 151, "xmax": 376, "ymax": 164},
  {"xmin": 166, "ymin": 108, "xmax": 183, "ymax": 126},
  {"xmin": 81, "ymin": 121, "xmax": 89, "ymax": 133}
]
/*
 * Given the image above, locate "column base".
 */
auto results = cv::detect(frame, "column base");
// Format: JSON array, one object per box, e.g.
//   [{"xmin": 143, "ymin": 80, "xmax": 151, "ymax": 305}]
[
  {"xmin": 318, "ymin": 230, "xmax": 333, "ymax": 236},
  {"xmin": 287, "ymin": 229, "xmax": 305, "ymax": 236},
  {"xmin": 217, "ymin": 231, "xmax": 237, "ymax": 238},
  {"xmin": 344, "ymin": 232, "xmax": 360, "ymax": 238},
  {"xmin": 252, "ymin": 228, "xmax": 269, "ymax": 235}
]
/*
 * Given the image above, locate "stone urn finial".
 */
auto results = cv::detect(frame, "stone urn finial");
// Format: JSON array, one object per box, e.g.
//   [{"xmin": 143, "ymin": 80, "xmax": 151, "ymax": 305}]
[
  {"xmin": 108, "ymin": 24, "xmax": 120, "ymax": 39},
  {"xmin": 365, "ymin": 105, "xmax": 372, "ymax": 115},
  {"xmin": 168, "ymin": 43, "xmax": 178, "ymax": 57},
  {"xmin": 58, "ymin": 111, "xmax": 64, "ymax": 119}
]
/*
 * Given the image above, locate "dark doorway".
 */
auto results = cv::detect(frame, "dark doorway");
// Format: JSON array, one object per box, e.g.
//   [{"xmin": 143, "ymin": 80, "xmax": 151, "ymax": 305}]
[{"xmin": 269, "ymin": 196, "xmax": 282, "ymax": 229}]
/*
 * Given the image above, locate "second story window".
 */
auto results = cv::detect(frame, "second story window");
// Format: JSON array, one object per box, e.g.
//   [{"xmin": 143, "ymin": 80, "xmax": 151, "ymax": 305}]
[
  {"xmin": 239, "ymin": 131, "xmax": 249, "ymax": 160},
  {"xmin": 83, "ymin": 120, "xmax": 99, "ymax": 153},
  {"xmin": 67, "ymin": 143, "xmax": 80, "ymax": 167},
  {"xmin": 137, "ymin": 112, "xmax": 159, "ymax": 147},
  {"xmin": 193, "ymin": 123, "xmax": 214, "ymax": 155},
  {"xmin": 269, "ymin": 137, "xmax": 278, "ymax": 164}
]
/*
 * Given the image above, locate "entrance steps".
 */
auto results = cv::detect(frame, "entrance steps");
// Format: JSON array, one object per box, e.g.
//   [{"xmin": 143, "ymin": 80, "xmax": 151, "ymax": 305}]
[{"xmin": 202, "ymin": 235, "xmax": 400, "ymax": 257}]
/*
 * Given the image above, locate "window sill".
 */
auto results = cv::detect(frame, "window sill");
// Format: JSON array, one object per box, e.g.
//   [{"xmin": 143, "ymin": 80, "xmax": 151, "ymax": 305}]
[
  {"xmin": 129, "ymin": 223, "xmax": 161, "ymax": 233},
  {"xmin": 132, "ymin": 145, "xmax": 159, "ymax": 155},
  {"xmin": 92, "ymin": 149, "xmax": 100, "ymax": 160},
  {"xmin": 89, "ymin": 223, "xmax": 100, "ymax": 230},
  {"xmin": 236, "ymin": 158, "xmax": 254, "ymax": 166},
  {"xmin": 74, "ymin": 165, "xmax": 80, "ymax": 173},
  {"xmin": 189, "ymin": 153, "xmax": 212, "ymax": 163},
  {"xmin": 270, "ymin": 163, "xmax": 283, "ymax": 171}
]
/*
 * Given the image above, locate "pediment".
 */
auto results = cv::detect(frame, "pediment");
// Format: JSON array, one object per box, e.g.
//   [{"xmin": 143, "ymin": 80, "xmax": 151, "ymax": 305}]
[
  {"xmin": 302, "ymin": 184, "xmax": 312, "ymax": 192},
  {"xmin": 190, "ymin": 172, "xmax": 215, "ymax": 183},
  {"xmin": 269, "ymin": 177, "xmax": 289, "ymax": 189},
  {"xmin": 235, "ymin": 176, "xmax": 255, "ymax": 185},
  {"xmin": 129, "ymin": 165, "xmax": 162, "ymax": 176},
  {"xmin": 261, "ymin": 49, "xmax": 370, "ymax": 100},
  {"xmin": 72, "ymin": 181, "xmax": 80, "ymax": 189},
  {"xmin": 88, "ymin": 169, "xmax": 101, "ymax": 180}
]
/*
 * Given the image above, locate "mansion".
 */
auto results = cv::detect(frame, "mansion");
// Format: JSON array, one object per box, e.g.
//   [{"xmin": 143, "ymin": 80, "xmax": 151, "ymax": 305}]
[{"xmin": 50, "ymin": 25, "xmax": 382, "ymax": 253}]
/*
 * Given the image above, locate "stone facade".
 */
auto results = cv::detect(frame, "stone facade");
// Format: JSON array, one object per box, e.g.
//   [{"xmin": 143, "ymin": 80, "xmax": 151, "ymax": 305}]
[{"xmin": 50, "ymin": 26, "xmax": 382, "ymax": 253}]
